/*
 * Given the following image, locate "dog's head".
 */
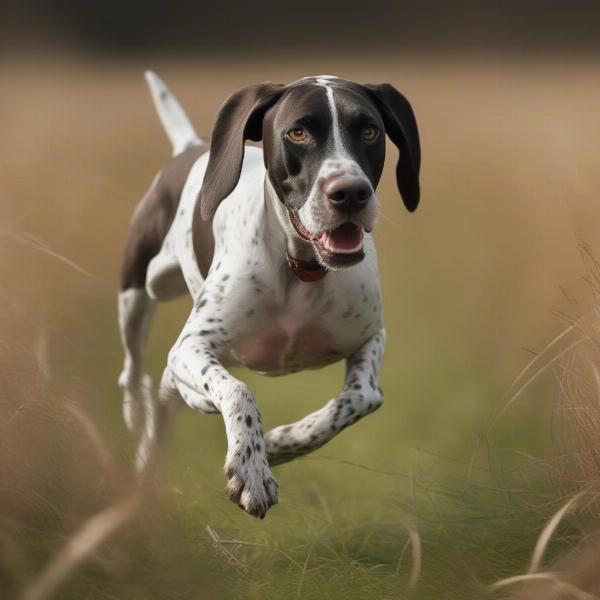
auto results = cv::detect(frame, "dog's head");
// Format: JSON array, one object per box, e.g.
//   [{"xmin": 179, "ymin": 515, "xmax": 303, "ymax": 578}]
[{"xmin": 199, "ymin": 75, "xmax": 420, "ymax": 269}]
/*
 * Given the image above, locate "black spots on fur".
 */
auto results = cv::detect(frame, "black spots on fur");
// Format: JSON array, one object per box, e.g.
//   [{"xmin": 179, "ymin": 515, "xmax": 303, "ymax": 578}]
[
  {"xmin": 215, "ymin": 261, "xmax": 221, "ymax": 271},
  {"xmin": 222, "ymin": 274, "xmax": 230, "ymax": 281},
  {"xmin": 246, "ymin": 309, "xmax": 255, "ymax": 317},
  {"xmin": 199, "ymin": 329, "xmax": 215, "ymax": 336},
  {"xmin": 201, "ymin": 365, "xmax": 210, "ymax": 376},
  {"xmin": 342, "ymin": 307, "xmax": 353, "ymax": 319},
  {"xmin": 353, "ymin": 384, "xmax": 361, "ymax": 390},
  {"xmin": 322, "ymin": 297, "xmax": 334, "ymax": 312},
  {"xmin": 178, "ymin": 333, "xmax": 193, "ymax": 347},
  {"xmin": 282, "ymin": 425, "xmax": 292, "ymax": 434},
  {"xmin": 354, "ymin": 313, "xmax": 361, "ymax": 320},
  {"xmin": 369, "ymin": 375, "xmax": 376, "ymax": 390},
  {"xmin": 236, "ymin": 415, "xmax": 242, "ymax": 422},
  {"xmin": 204, "ymin": 382, "xmax": 210, "ymax": 392},
  {"xmin": 245, "ymin": 415, "xmax": 253, "ymax": 428},
  {"xmin": 246, "ymin": 446, "xmax": 252, "ymax": 459},
  {"xmin": 250, "ymin": 274, "xmax": 264, "ymax": 294},
  {"xmin": 195, "ymin": 297, "xmax": 207, "ymax": 311}
]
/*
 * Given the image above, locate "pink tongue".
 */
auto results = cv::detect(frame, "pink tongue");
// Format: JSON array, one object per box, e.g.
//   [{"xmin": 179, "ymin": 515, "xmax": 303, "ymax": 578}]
[{"xmin": 321, "ymin": 223, "xmax": 364, "ymax": 254}]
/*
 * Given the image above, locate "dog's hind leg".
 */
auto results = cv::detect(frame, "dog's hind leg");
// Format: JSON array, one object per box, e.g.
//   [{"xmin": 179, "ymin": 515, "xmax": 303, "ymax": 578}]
[
  {"xmin": 118, "ymin": 286, "xmax": 180, "ymax": 474},
  {"xmin": 118, "ymin": 288, "xmax": 156, "ymax": 434},
  {"xmin": 117, "ymin": 163, "xmax": 192, "ymax": 435}
]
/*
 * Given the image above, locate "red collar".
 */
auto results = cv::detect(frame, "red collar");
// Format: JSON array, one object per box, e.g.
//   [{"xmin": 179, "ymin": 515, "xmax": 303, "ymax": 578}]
[{"xmin": 286, "ymin": 254, "xmax": 328, "ymax": 282}]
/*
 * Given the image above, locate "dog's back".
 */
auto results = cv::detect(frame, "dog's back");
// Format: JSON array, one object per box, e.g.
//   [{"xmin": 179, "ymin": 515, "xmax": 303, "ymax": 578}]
[{"xmin": 120, "ymin": 73, "xmax": 212, "ymax": 291}]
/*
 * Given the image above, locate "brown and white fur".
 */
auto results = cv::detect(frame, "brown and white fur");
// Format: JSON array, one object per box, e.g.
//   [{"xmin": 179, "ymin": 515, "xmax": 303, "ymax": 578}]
[{"xmin": 118, "ymin": 72, "xmax": 421, "ymax": 518}]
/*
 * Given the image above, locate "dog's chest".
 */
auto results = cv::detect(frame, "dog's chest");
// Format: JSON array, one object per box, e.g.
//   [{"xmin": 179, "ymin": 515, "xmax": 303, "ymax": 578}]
[{"xmin": 229, "ymin": 277, "xmax": 381, "ymax": 375}]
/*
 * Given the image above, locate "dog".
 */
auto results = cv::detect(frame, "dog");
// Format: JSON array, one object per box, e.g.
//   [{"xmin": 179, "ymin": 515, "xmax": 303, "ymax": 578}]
[{"xmin": 118, "ymin": 72, "xmax": 421, "ymax": 518}]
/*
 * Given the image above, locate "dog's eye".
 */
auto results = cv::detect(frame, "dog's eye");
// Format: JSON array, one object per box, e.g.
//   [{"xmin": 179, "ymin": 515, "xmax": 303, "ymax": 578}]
[
  {"xmin": 287, "ymin": 127, "xmax": 309, "ymax": 142},
  {"xmin": 363, "ymin": 126, "xmax": 380, "ymax": 141}
]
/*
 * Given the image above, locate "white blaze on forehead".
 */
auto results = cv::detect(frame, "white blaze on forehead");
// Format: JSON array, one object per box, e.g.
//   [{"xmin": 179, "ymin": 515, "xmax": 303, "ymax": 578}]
[
  {"xmin": 314, "ymin": 78, "xmax": 347, "ymax": 158},
  {"xmin": 297, "ymin": 75, "xmax": 346, "ymax": 156}
]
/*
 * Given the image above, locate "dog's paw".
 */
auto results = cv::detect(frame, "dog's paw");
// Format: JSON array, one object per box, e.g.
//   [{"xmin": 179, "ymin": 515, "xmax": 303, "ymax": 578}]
[
  {"xmin": 224, "ymin": 445, "xmax": 278, "ymax": 518},
  {"xmin": 119, "ymin": 372, "xmax": 153, "ymax": 433}
]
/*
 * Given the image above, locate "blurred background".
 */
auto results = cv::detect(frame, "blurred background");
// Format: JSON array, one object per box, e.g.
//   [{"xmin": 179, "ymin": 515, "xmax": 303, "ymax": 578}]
[{"xmin": 2, "ymin": 2, "xmax": 600, "ymax": 599}]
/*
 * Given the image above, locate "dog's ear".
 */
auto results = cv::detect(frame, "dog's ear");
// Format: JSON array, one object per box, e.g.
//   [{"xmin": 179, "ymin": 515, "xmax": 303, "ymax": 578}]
[
  {"xmin": 200, "ymin": 82, "xmax": 286, "ymax": 220},
  {"xmin": 363, "ymin": 83, "xmax": 421, "ymax": 212}
]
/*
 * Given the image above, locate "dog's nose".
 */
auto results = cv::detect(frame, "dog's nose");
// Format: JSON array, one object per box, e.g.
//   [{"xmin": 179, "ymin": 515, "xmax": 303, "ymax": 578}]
[{"xmin": 324, "ymin": 177, "xmax": 372, "ymax": 212}]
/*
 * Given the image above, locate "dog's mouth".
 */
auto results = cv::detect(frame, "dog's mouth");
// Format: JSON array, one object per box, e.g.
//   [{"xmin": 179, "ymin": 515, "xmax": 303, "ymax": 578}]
[
  {"xmin": 288, "ymin": 211, "xmax": 365, "ymax": 266},
  {"xmin": 319, "ymin": 223, "xmax": 364, "ymax": 254}
]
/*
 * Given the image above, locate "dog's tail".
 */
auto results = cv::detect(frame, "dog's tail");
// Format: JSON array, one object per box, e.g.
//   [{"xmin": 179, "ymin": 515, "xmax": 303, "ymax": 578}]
[{"xmin": 144, "ymin": 70, "xmax": 203, "ymax": 156}]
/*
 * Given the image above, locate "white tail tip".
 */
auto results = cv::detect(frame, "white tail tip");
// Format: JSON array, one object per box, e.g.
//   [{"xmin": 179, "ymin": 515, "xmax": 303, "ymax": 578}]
[{"xmin": 144, "ymin": 70, "xmax": 202, "ymax": 156}]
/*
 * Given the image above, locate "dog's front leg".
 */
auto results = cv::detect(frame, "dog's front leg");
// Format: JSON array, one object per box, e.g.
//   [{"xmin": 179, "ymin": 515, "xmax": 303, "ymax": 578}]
[
  {"xmin": 265, "ymin": 329, "xmax": 386, "ymax": 466},
  {"xmin": 159, "ymin": 312, "xmax": 278, "ymax": 518}
]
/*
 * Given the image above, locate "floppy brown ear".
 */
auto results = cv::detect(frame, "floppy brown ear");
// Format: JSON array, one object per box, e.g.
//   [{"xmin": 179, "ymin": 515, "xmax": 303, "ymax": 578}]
[
  {"xmin": 363, "ymin": 83, "xmax": 421, "ymax": 212},
  {"xmin": 199, "ymin": 82, "xmax": 286, "ymax": 220}
]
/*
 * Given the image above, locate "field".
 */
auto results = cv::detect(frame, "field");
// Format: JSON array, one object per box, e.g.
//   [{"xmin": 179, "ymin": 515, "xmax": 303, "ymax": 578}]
[{"xmin": 2, "ymin": 55, "xmax": 600, "ymax": 599}]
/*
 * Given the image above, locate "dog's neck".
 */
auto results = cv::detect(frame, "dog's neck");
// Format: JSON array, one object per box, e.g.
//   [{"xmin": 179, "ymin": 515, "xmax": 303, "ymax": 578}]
[{"xmin": 263, "ymin": 175, "xmax": 321, "ymax": 266}]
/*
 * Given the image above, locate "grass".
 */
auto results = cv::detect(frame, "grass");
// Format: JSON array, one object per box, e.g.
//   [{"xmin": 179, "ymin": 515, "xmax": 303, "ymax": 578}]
[{"xmin": 2, "ymin": 54, "xmax": 600, "ymax": 599}]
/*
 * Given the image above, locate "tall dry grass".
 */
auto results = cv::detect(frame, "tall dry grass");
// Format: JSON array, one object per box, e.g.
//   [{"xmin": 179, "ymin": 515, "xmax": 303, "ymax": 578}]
[
  {"xmin": 0, "ymin": 337, "xmax": 229, "ymax": 599},
  {"xmin": 487, "ymin": 248, "xmax": 600, "ymax": 599}
]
